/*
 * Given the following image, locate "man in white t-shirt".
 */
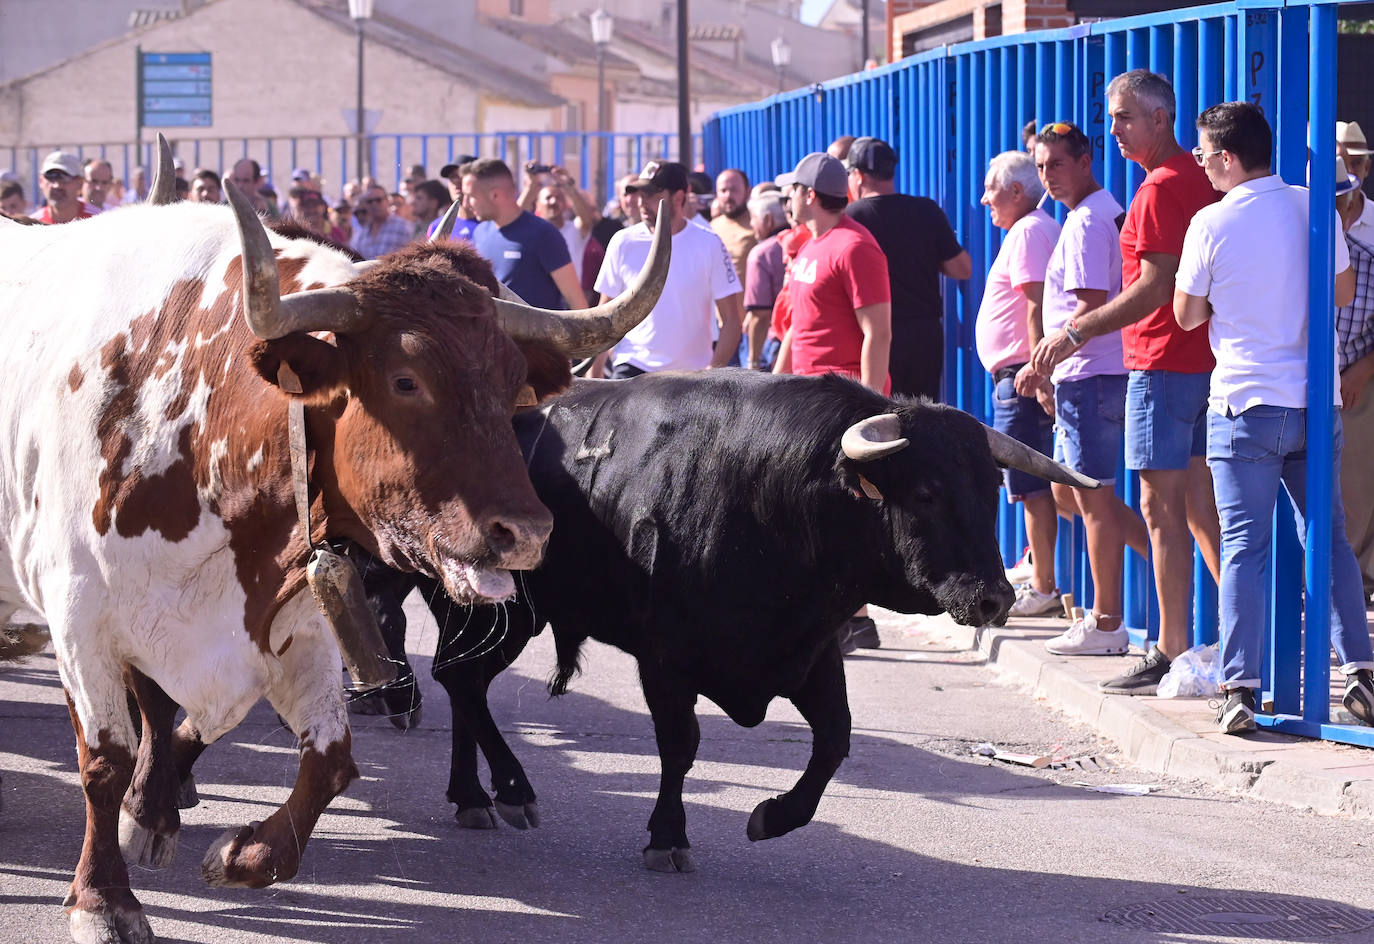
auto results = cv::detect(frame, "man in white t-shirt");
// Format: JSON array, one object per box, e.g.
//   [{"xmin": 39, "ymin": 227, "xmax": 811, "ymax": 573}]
[
  {"xmin": 1018, "ymin": 121, "xmax": 1148, "ymax": 657},
  {"xmin": 592, "ymin": 161, "xmax": 744, "ymax": 378},
  {"xmin": 1174, "ymin": 101, "xmax": 1374, "ymax": 734}
]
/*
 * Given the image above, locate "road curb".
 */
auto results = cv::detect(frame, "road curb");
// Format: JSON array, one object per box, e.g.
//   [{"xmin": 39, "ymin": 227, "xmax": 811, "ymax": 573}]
[{"xmin": 927, "ymin": 615, "xmax": 1374, "ymax": 820}]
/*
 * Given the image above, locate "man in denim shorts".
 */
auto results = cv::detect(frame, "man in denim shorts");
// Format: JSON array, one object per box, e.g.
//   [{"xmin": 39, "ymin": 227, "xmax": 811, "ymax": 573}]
[
  {"xmin": 975, "ymin": 150, "xmax": 1063, "ymax": 616},
  {"xmin": 1033, "ymin": 71, "xmax": 1222, "ymax": 695},
  {"xmin": 1020, "ymin": 121, "xmax": 1148, "ymax": 656}
]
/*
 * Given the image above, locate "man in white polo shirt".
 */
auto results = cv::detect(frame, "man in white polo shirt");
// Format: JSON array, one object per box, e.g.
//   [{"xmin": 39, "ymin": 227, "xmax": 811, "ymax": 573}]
[
  {"xmin": 593, "ymin": 161, "xmax": 743, "ymax": 377},
  {"xmin": 1175, "ymin": 100, "xmax": 1374, "ymax": 734}
]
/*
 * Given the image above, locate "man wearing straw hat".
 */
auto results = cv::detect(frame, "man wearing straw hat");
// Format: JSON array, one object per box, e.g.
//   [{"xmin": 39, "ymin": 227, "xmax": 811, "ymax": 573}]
[
  {"xmin": 1337, "ymin": 120, "xmax": 1374, "ymax": 244},
  {"xmin": 1335, "ymin": 136, "xmax": 1374, "ymax": 602}
]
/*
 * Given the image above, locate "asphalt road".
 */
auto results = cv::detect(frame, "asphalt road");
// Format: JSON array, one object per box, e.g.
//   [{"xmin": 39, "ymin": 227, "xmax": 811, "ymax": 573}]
[{"xmin": 2, "ymin": 602, "xmax": 1373, "ymax": 944}]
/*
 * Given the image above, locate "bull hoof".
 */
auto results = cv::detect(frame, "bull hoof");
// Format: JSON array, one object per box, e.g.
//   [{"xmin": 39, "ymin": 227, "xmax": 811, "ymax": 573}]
[
  {"xmin": 455, "ymin": 807, "xmax": 498, "ymax": 830},
  {"xmin": 69, "ymin": 903, "xmax": 154, "ymax": 944},
  {"xmin": 494, "ymin": 800, "xmax": 540, "ymax": 830},
  {"xmin": 201, "ymin": 821, "xmax": 291, "ymax": 888},
  {"xmin": 746, "ymin": 797, "xmax": 785, "ymax": 841},
  {"xmin": 175, "ymin": 775, "xmax": 199, "ymax": 809},
  {"xmin": 388, "ymin": 704, "xmax": 422, "ymax": 731},
  {"xmin": 118, "ymin": 808, "xmax": 178, "ymax": 868},
  {"xmin": 643, "ymin": 847, "xmax": 695, "ymax": 873}
]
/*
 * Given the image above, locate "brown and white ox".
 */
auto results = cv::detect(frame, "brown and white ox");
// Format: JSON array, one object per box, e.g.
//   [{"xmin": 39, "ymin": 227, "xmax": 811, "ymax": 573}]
[{"xmin": 0, "ymin": 182, "xmax": 669, "ymax": 944}]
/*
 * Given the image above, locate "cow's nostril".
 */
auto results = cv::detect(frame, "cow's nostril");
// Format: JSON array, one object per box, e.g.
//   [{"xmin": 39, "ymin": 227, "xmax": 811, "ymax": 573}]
[
  {"xmin": 485, "ymin": 521, "xmax": 518, "ymax": 556},
  {"xmin": 980, "ymin": 595, "xmax": 1007, "ymax": 625}
]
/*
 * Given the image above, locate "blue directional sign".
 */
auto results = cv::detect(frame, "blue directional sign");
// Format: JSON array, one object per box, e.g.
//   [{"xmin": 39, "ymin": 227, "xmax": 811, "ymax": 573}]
[{"xmin": 138, "ymin": 52, "xmax": 212, "ymax": 128}]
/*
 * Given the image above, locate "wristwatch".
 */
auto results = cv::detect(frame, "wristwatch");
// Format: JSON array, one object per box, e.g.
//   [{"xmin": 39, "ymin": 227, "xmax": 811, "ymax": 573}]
[{"xmin": 1065, "ymin": 319, "xmax": 1084, "ymax": 346}]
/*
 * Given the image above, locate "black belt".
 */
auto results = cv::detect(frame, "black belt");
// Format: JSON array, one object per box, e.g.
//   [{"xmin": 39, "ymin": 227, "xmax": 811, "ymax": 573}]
[{"xmin": 993, "ymin": 363, "xmax": 1024, "ymax": 383}]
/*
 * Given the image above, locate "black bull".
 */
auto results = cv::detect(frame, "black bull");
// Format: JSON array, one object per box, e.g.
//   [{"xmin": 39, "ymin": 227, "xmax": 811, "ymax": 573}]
[{"xmin": 352, "ymin": 370, "xmax": 1091, "ymax": 871}]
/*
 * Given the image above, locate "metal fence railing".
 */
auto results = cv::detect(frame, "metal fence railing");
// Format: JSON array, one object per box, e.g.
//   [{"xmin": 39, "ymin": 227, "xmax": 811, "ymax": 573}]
[
  {"xmin": 704, "ymin": 0, "xmax": 1369, "ymax": 747},
  {"xmin": 2, "ymin": 131, "xmax": 704, "ymax": 210}
]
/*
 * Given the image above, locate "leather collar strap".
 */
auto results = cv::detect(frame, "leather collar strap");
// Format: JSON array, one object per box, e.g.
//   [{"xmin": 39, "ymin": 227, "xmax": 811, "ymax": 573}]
[{"xmin": 277, "ymin": 363, "xmax": 316, "ymax": 550}]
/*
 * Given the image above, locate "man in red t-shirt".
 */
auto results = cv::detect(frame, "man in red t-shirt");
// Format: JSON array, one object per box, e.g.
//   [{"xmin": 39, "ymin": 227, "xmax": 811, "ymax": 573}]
[
  {"xmin": 1029, "ymin": 70, "xmax": 1222, "ymax": 695},
  {"xmin": 773, "ymin": 151, "xmax": 892, "ymax": 655},
  {"xmin": 31, "ymin": 152, "xmax": 94, "ymax": 225},
  {"xmin": 773, "ymin": 152, "xmax": 891, "ymax": 393}
]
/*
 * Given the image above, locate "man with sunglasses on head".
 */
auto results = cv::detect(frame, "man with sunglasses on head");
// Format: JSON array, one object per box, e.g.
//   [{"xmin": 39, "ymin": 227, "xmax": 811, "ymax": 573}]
[
  {"xmin": 31, "ymin": 152, "xmax": 93, "ymax": 224},
  {"xmin": 1019, "ymin": 120, "xmax": 1149, "ymax": 658},
  {"xmin": 1031, "ymin": 70, "xmax": 1223, "ymax": 697}
]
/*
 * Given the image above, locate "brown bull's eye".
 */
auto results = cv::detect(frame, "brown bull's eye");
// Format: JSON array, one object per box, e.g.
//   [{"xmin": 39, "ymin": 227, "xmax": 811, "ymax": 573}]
[{"xmin": 394, "ymin": 377, "xmax": 418, "ymax": 394}]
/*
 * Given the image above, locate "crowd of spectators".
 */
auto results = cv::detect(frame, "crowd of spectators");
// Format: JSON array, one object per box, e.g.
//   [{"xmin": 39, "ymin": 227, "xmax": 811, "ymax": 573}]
[{"xmin": 9, "ymin": 79, "xmax": 1374, "ymax": 730}]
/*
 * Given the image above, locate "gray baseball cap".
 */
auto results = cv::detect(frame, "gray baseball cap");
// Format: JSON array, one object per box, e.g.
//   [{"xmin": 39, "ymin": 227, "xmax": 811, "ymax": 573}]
[{"xmin": 775, "ymin": 152, "xmax": 848, "ymax": 199}]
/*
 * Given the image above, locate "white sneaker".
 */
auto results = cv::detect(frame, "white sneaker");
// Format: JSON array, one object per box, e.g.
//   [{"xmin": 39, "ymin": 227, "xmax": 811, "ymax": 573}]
[
  {"xmin": 1008, "ymin": 585, "xmax": 1062, "ymax": 618},
  {"xmin": 1005, "ymin": 547, "xmax": 1034, "ymax": 585},
  {"xmin": 1044, "ymin": 611, "xmax": 1128, "ymax": 655}
]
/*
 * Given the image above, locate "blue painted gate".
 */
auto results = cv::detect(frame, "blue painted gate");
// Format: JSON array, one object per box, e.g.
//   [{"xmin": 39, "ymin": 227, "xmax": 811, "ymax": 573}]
[{"xmin": 704, "ymin": 0, "xmax": 1367, "ymax": 747}]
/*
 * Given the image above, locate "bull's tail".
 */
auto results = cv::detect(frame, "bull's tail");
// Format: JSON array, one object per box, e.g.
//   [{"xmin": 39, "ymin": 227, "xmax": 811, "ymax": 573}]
[
  {"xmin": 0, "ymin": 623, "xmax": 49, "ymax": 662},
  {"xmin": 548, "ymin": 629, "xmax": 587, "ymax": 697}
]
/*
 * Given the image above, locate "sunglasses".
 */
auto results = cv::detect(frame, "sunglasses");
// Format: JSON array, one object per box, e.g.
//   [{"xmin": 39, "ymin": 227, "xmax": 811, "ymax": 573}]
[
  {"xmin": 1041, "ymin": 121, "xmax": 1077, "ymax": 136},
  {"xmin": 42, "ymin": 171, "xmax": 75, "ymax": 182},
  {"xmin": 1191, "ymin": 146, "xmax": 1224, "ymax": 166},
  {"xmin": 361, "ymin": 196, "xmax": 385, "ymax": 204}
]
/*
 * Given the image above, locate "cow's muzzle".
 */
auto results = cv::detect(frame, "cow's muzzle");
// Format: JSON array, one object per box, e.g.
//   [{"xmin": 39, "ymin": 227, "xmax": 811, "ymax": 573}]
[{"xmin": 936, "ymin": 574, "xmax": 1016, "ymax": 627}]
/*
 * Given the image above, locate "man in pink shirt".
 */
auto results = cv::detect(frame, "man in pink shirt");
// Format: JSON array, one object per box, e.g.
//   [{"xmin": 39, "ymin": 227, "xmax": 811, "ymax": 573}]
[{"xmin": 976, "ymin": 151, "xmax": 1063, "ymax": 617}]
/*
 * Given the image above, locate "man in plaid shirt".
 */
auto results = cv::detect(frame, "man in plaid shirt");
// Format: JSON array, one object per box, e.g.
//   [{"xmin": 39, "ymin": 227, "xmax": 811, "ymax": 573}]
[
  {"xmin": 1336, "ymin": 160, "xmax": 1374, "ymax": 597},
  {"xmin": 350, "ymin": 183, "xmax": 415, "ymax": 260}
]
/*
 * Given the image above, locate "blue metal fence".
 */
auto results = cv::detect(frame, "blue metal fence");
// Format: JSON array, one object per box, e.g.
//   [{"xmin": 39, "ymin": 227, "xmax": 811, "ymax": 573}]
[
  {"xmin": 705, "ymin": 0, "xmax": 1369, "ymax": 747},
  {"xmin": 2, "ymin": 131, "xmax": 703, "ymax": 210}
]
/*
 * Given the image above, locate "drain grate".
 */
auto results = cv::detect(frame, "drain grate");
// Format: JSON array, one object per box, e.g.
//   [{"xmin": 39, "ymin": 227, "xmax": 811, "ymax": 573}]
[{"xmin": 1103, "ymin": 897, "xmax": 1374, "ymax": 937}]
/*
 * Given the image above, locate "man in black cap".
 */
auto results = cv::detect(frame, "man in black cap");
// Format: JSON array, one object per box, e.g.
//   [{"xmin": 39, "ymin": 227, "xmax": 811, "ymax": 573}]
[
  {"xmin": 431, "ymin": 156, "xmax": 478, "ymax": 241},
  {"xmin": 591, "ymin": 160, "xmax": 743, "ymax": 377},
  {"xmin": 844, "ymin": 136, "xmax": 971, "ymax": 401}
]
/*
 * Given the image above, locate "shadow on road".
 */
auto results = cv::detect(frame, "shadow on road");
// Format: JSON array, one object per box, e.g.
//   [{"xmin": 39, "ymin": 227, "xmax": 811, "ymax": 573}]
[{"xmin": 3, "ymin": 644, "xmax": 1371, "ymax": 943}]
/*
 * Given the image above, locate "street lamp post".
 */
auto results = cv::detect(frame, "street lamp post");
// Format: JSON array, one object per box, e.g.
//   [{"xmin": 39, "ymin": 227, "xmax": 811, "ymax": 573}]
[
  {"xmin": 590, "ymin": 8, "xmax": 614, "ymax": 205},
  {"xmin": 677, "ymin": 0, "xmax": 690, "ymax": 165},
  {"xmin": 348, "ymin": 0, "xmax": 373, "ymax": 181},
  {"xmin": 771, "ymin": 35, "xmax": 791, "ymax": 95}
]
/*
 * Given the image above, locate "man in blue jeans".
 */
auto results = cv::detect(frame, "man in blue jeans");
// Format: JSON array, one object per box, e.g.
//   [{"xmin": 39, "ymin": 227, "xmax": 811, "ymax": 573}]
[{"xmin": 1175, "ymin": 101, "xmax": 1374, "ymax": 733}]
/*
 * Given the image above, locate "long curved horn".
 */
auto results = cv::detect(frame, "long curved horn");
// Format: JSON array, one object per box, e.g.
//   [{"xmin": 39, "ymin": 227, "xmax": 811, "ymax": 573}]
[
  {"xmin": 146, "ymin": 133, "xmax": 177, "ymax": 206},
  {"xmin": 490, "ymin": 198, "xmax": 673, "ymax": 357},
  {"xmin": 842, "ymin": 413, "xmax": 910, "ymax": 462},
  {"xmin": 984, "ymin": 424, "xmax": 1102, "ymax": 489},
  {"xmin": 430, "ymin": 200, "xmax": 462, "ymax": 242},
  {"xmin": 225, "ymin": 181, "xmax": 365, "ymax": 339}
]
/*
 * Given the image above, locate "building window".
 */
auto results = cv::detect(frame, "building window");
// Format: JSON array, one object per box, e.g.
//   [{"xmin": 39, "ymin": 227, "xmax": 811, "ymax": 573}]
[{"xmin": 511, "ymin": 0, "xmax": 524, "ymax": 14}]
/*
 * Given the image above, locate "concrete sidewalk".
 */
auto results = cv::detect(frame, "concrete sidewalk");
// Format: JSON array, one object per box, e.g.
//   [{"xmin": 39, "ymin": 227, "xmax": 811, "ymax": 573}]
[{"xmin": 873, "ymin": 608, "xmax": 1374, "ymax": 821}]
